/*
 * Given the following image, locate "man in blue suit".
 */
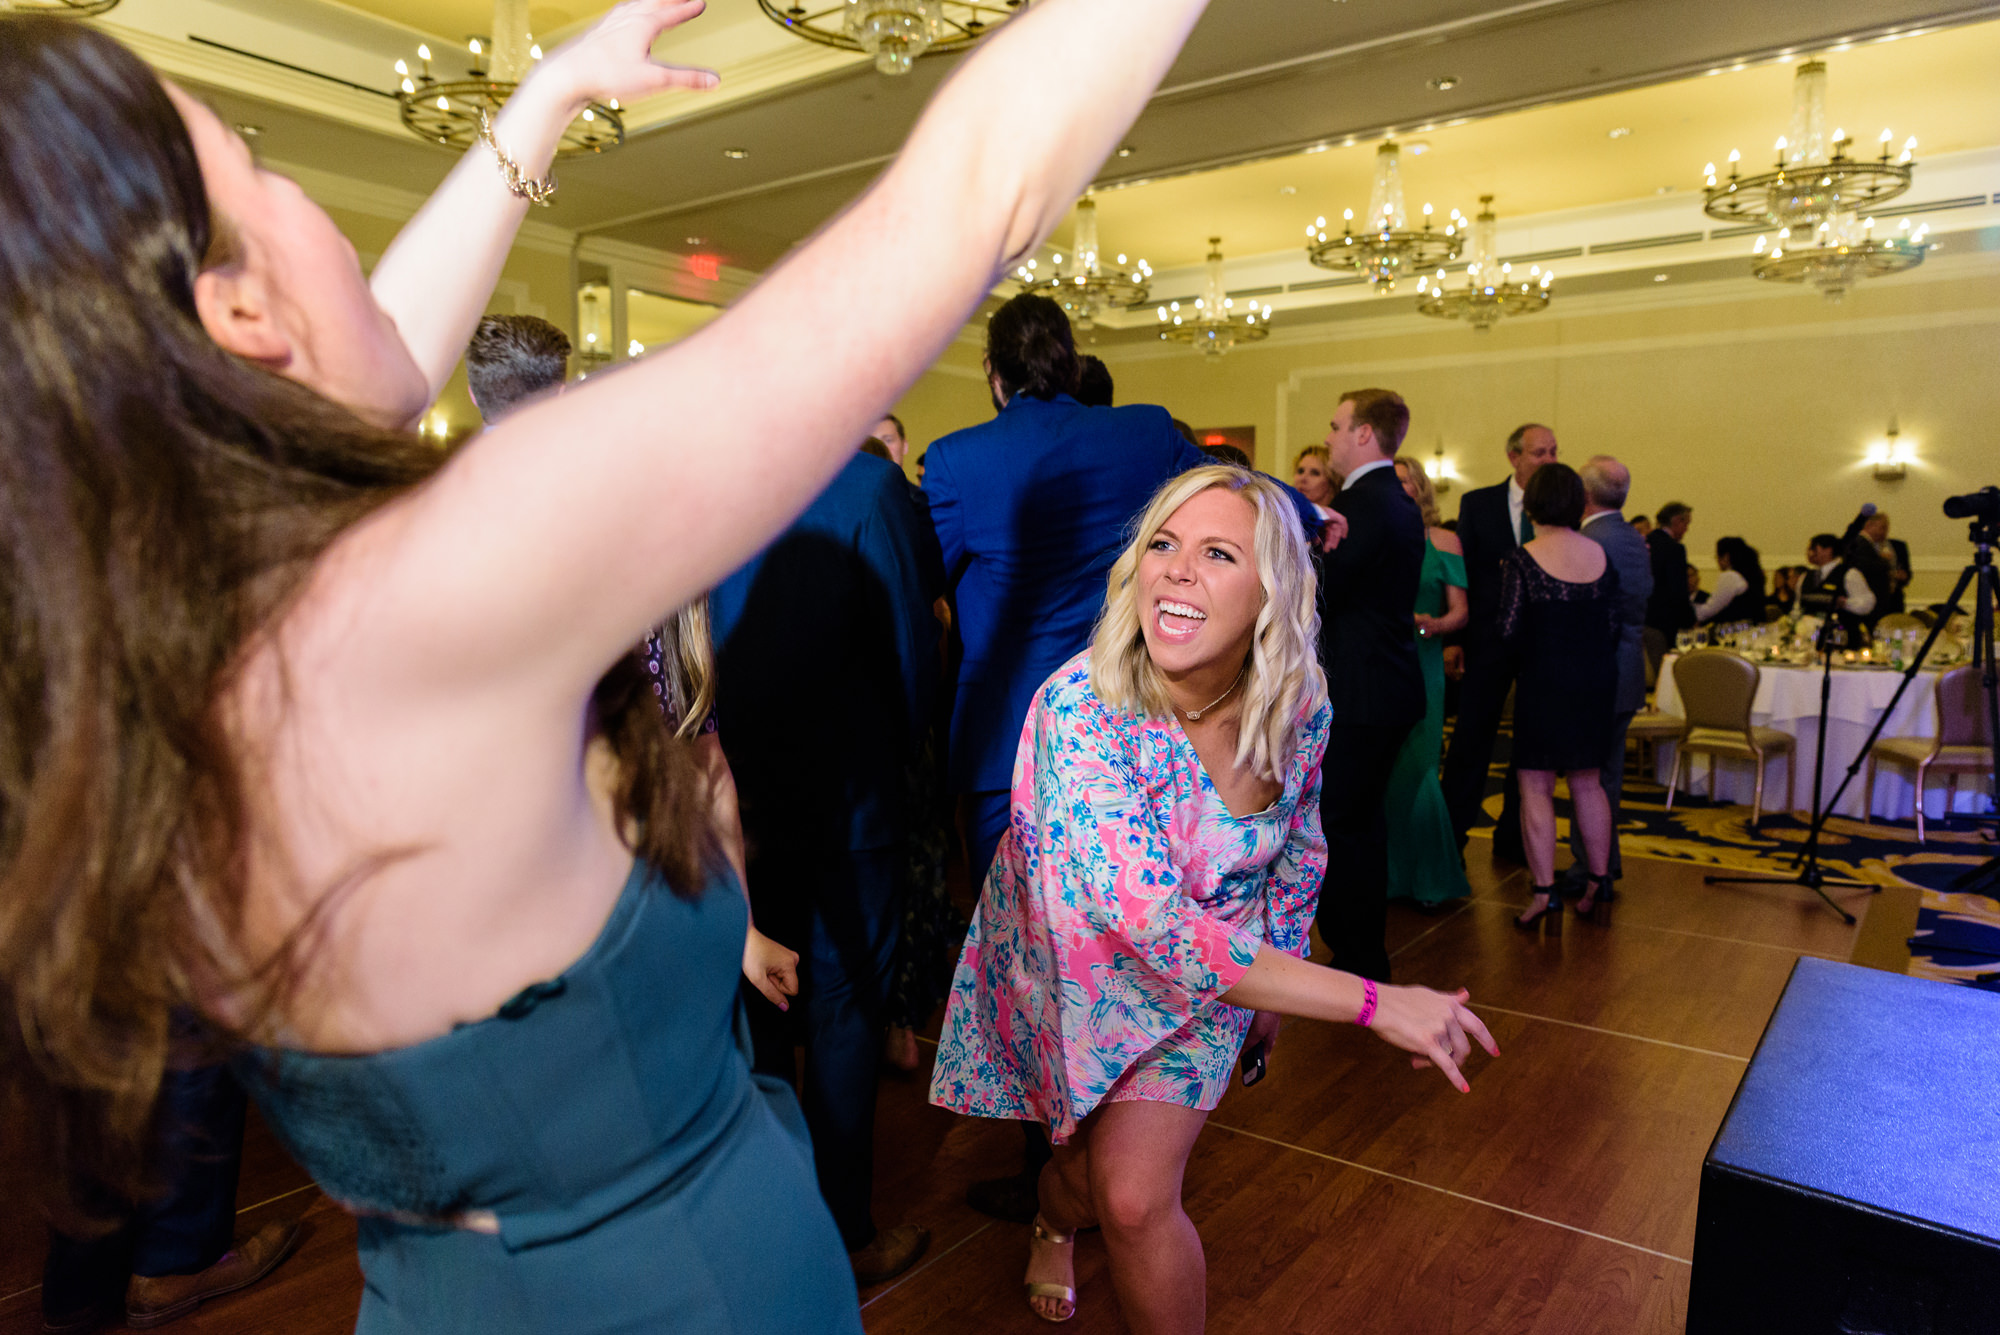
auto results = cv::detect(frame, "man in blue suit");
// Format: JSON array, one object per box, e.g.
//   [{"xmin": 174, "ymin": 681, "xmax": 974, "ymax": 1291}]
[
  {"xmin": 710, "ymin": 448, "xmax": 942, "ymax": 1284},
  {"xmin": 1562, "ymin": 456, "xmax": 1653, "ymax": 897}
]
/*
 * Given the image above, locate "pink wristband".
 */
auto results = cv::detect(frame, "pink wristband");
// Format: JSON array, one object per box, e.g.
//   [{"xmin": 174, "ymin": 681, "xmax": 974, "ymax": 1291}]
[{"xmin": 1354, "ymin": 977, "xmax": 1378, "ymax": 1028}]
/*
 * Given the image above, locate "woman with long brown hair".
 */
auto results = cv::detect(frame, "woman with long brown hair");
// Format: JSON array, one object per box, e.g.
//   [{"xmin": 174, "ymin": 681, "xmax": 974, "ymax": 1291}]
[{"xmin": 0, "ymin": 0, "xmax": 1218, "ymax": 1328}]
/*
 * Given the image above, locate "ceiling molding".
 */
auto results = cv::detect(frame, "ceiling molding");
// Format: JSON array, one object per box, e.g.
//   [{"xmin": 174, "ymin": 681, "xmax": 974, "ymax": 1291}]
[
  {"xmin": 268, "ymin": 156, "xmax": 577, "ymax": 257},
  {"xmin": 105, "ymin": 19, "xmax": 405, "ymax": 138}
]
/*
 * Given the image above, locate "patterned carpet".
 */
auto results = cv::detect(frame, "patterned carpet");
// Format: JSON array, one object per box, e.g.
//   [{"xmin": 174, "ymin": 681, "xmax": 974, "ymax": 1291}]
[{"xmin": 1465, "ymin": 732, "xmax": 2000, "ymax": 990}]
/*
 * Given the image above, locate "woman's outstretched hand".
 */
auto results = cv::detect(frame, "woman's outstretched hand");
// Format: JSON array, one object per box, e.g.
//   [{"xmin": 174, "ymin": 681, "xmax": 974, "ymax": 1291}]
[
  {"xmin": 533, "ymin": 0, "xmax": 721, "ymax": 113},
  {"xmin": 1368, "ymin": 986, "xmax": 1498, "ymax": 1093},
  {"xmin": 742, "ymin": 926, "xmax": 800, "ymax": 1011}
]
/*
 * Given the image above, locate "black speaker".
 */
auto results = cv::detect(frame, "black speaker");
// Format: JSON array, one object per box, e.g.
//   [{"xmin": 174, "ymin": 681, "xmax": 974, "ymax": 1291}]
[{"xmin": 1689, "ymin": 958, "xmax": 2000, "ymax": 1334}]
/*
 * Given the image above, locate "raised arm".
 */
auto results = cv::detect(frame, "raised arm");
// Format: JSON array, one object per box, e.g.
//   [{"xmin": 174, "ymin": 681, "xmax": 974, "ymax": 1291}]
[
  {"xmin": 367, "ymin": 0, "xmax": 722, "ymax": 410},
  {"xmin": 354, "ymin": 0, "xmax": 1213, "ymax": 701}
]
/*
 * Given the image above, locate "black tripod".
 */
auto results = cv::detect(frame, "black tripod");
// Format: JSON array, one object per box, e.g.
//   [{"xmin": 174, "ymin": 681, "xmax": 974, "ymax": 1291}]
[
  {"xmin": 1709, "ymin": 499, "xmax": 2000, "ymax": 919},
  {"xmin": 1812, "ymin": 505, "xmax": 2000, "ymax": 899},
  {"xmin": 1703, "ymin": 598, "xmax": 1876, "ymax": 923}
]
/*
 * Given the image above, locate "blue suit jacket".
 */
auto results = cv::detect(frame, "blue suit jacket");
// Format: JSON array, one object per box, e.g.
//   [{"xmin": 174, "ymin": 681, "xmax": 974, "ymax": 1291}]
[
  {"xmin": 711, "ymin": 452, "xmax": 940, "ymax": 851},
  {"xmin": 926, "ymin": 394, "xmax": 1313, "ymax": 793}
]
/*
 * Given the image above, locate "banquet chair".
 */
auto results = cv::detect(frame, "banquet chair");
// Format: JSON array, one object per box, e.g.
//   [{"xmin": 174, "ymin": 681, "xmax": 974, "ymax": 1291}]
[
  {"xmin": 1863, "ymin": 664, "xmax": 1996, "ymax": 842},
  {"xmin": 1875, "ymin": 612, "xmax": 1926, "ymax": 637},
  {"xmin": 1664, "ymin": 649, "xmax": 1794, "ymax": 827}
]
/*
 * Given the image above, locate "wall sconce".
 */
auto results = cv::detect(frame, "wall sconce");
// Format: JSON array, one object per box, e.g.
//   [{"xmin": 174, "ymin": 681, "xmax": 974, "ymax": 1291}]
[
  {"xmin": 1425, "ymin": 443, "xmax": 1455, "ymax": 494},
  {"xmin": 1866, "ymin": 417, "xmax": 1912, "ymax": 480}
]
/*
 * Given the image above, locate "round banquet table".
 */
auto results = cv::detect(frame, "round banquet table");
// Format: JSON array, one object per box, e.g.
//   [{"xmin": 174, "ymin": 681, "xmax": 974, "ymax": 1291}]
[{"xmin": 1651, "ymin": 652, "xmax": 1993, "ymax": 821}]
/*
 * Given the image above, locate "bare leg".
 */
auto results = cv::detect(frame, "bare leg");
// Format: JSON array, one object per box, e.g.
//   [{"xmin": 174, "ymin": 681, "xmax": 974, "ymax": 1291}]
[
  {"xmin": 1517, "ymin": 769, "xmax": 1559, "ymax": 891},
  {"xmin": 1026, "ymin": 1123, "xmax": 1095, "ymax": 1321},
  {"xmin": 1086, "ymin": 1100, "xmax": 1211, "ymax": 1335},
  {"xmin": 1567, "ymin": 768, "xmax": 1611, "ymax": 878}
]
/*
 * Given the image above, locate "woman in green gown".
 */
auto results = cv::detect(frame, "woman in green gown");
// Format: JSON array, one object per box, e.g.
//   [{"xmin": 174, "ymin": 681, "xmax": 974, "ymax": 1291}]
[{"xmin": 1386, "ymin": 458, "xmax": 1472, "ymax": 906}]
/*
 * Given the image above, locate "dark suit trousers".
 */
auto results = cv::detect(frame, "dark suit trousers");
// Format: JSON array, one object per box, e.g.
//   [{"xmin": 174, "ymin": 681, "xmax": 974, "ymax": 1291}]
[
  {"xmin": 43, "ymin": 1047, "xmax": 246, "ymax": 1324},
  {"xmin": 1317, "ymin": 721, "xmax": 1412, "ymax": 982},
  {"xmin": 744, "ymin": 843, "xmax": 901, "ymax": 1253},
  {"xmin": 1565, "ymin": 710, "xmax": 1635, "ymax": 883},
  {"xmin": 1441, "ymin": 643, "xmax": 1521, "ymax": 852}
]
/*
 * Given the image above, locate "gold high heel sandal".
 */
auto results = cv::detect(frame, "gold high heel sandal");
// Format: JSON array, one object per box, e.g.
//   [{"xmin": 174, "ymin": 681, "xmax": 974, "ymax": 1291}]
[{"xmin": 1024, "ymin": 1215, "xmax": 1077, "ymax": 1323}]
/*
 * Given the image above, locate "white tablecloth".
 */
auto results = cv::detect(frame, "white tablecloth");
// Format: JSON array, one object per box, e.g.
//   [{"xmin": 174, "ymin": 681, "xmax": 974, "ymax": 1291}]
[{"xmin": 1651, "ymin": 653, "xmax": 1991, "ymax": 820}]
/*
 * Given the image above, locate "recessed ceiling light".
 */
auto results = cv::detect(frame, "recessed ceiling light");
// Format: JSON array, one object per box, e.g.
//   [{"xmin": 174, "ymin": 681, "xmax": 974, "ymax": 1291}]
[
  {"xmin": 1405, "ymin": 141, "xmax": 1431, "ymax": 155},
  {"xmin": 721, "ymin": 147, "xmax": 749, "ymax": 159},
  {"xmin": 1303, "ymin": 143, "xmax": 1328, "ymax": 154},
  {"xmin": 685, "ymin": 236, "xmax": 706, "ymax": 245},
  {"xmin": 234, "ymin": 123, "xmax": 264, "ymax": 137},
  {"xmin": 1607, "ymin": 126, "xmax": 1633, "ymax": 139},
  {"xmin": 1116, "ymin": 145, "xmax": 1136, "ymax": 158},
  {"xmin": 1654, "ymin": 273, "xmax": 1670, "ymax": 282},
  {"xmin": 1278, "ymin": 185, "xmax": 1297, "ymax": 196},
  {"xmin": 1427, "ymin": 75, "xmax": 1459, "ymax": 91}
]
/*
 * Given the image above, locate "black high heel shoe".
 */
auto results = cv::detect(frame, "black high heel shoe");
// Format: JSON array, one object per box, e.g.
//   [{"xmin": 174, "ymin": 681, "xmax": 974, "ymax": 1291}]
[
  {"xmin": 1514, "ymin": 886, "xmax": 1562, "ymax": 933},
  {"xmin": 1574, "ymin": 873, "xmax": 1615, "ymax": 920}
]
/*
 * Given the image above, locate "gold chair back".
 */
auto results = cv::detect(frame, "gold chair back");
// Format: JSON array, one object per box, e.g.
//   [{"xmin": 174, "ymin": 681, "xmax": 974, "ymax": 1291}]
[
  {"xmin": 1674, "ymin": 649, "xmax": 1760, "ymax": 733},
  {"xmin": 1875, "ymin": 612, "xmax": 1925, "ymax": 636},
  {"xmin": 1937, "ymin": 665, "xmax": 1996, "ymax": 748}
]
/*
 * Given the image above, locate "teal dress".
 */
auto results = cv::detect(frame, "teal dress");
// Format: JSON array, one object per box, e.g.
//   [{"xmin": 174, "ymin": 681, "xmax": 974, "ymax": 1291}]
[
  {"xmin": 1386, "ymin": 540, "xmax": 1472, "ymax": 907},
  {"xmin": 234, "ymin": 861, "xmax": 861, "ymax": 1335}
]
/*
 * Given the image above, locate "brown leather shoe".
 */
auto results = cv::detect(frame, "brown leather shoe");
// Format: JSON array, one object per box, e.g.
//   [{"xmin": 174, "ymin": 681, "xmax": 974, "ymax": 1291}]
[
  {"xmin": 849, "ymin": 1222, "xmax": 930, "ymax": 1287},
  {"xmin": 124, "ymin": 1217, "xmax": 302, "ymax": 1329}
]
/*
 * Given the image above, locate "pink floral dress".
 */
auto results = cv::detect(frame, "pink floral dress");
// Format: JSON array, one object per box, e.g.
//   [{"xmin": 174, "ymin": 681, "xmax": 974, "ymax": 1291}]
[{"xmin": 929, "ymin": 651, "xmax": 1331, "ymax": 1142}]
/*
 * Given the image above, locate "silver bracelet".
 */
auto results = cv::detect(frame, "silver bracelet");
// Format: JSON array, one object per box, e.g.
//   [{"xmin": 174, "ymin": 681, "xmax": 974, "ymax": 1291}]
[{"xmin": 477, "ymin": 109, "xmax": 557, "ymax": 206}]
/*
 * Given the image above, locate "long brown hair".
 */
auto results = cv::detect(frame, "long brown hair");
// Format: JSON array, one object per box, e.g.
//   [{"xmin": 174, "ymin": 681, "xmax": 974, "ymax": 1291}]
[{"xmin": 0, "ymin": 18, "xmax": 711, "ymax": 1221}]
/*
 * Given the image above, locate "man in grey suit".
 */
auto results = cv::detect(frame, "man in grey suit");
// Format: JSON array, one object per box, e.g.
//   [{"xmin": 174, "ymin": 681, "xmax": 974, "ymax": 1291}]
[{"xmin": 1561, "ymin": 456, "xmax": 1654, "ymax": 898}]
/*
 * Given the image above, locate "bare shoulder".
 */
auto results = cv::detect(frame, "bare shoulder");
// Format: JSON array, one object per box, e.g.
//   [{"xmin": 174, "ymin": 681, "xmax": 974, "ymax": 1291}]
[{"xmin": 1429, "ymin": 527, "xmax": 1462, "ymax": 555}]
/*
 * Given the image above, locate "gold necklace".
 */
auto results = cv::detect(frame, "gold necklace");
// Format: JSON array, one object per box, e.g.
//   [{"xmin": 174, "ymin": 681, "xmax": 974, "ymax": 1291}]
[{"xmin": 1179, "ymin": 664, "xmax": 1247, "ymax": 721}]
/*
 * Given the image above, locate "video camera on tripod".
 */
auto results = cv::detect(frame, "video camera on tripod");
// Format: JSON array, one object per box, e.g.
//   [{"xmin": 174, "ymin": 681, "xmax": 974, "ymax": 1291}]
[{"xmin": 1943, "ymin": 484, "xmax": 2000, "ymax": 529}]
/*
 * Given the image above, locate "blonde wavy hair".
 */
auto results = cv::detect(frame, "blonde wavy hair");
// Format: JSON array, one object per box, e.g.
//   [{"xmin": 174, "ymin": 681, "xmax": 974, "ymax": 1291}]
[
  {"xmin": 1090, "ymin": 466, "xmax": 1326, "ymax": 781},
  {"xmin": 1394, "ymin": 456, "xmax": 1441, "ymax": 528}
]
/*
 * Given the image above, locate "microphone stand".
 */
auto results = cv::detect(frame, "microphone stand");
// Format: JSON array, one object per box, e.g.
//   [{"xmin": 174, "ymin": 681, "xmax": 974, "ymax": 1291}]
[{"xmin": 1703, "ymin": 558, "xmax": 1877, "ymax": 923}]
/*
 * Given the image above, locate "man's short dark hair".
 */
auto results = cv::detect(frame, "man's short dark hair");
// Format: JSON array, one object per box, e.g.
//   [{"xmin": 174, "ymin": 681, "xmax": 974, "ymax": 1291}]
[
  {"xmin": 1339, "ymin": 388, "xmax": 1410, "ymax": 455},
  {"xmin": 467, "ymin": 315, "xmax": 571, "ymax": 424},
  {"xmin": 1201, "ymin": 443, "xmax": 1251, "ymax": 468},
  {"xmin": 985, "ymin": 293, "xmax": 1080, "ymax": 401},
  {"xmin": 1524, "ymin": 461, "xmax": 1586, "ymax": 529},
  {"xmin": 880, "ymin": 413, "xmax": 905, "ymax": 439},
  {"xmin": 1656, "ymin": 501, "xmax": 1692, "ymax": 527},
  {"xmin": 859, "ymin": 437, "xmax": 893, "ymax": 460},
  {"xmin": 1809, "ymin": 532, "xmax": 1840, "ymax": 554},
  {"xmin": 1076, "ymin": 355, "xmax": 1114, "ymax": 408}
]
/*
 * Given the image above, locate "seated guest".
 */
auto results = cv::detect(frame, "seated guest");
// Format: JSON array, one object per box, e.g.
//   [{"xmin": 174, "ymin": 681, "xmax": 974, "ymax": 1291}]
[
  {"xmin": 1076, "ymin": 354, "xmax": 1115, "ymax": 407},
  {"xmin": 1644, "ymin": 501, "xmax": 1695, "ymax": 639},
  {"xmin": 1863, "ymin": 511, "xmax": 1912, "ymax": 614},
  {"xmin": 1292, "ymin": 443, "xmax": 1335, "ymax": 507},
  {"xmin": 1695, "ymin": 537, "xmax": 1766, "ymax": 624},
  {"xmin": 1768, "ymin": 565, "xmax": 1800, "ymax": 619},
  {"xmin": 931, "ymin": 466, "xmax": 1495, "ymax": 1330},
  {"xmin": 1802, "ymin": 533, "xmax": 1876, "ymax": 644},
  {"xmin": 1503, "ymin": 464, "xmax": 1621, "ymax": 931}
]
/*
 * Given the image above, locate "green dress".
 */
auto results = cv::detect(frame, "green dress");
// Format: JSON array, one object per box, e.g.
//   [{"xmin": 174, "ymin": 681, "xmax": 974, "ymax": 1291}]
[{"xmin": 1386, "ymin": 539, "xmax": 1472, "ymax": 907}]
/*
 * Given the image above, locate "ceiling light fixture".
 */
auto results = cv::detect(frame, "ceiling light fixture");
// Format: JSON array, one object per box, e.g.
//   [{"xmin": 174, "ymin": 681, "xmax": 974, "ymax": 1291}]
[
  {"xmin": 393, "ymin": 3, "xmax": 620, "ymax": 156},
  {"xmin": 1306, "ymin": 141, "xmax": 1462, "ymax": 293},
  {"xmin": 1157, "ymin": 238, "xmax": 1271, "ymax": 359},
  {"xmin": 1427, "ymin": 75, "xmax": 1459, "ymax": 91},
  {"xmin": 1702, "ymin": 60, "xmax": 1928, "ymax": 300},
  {"xmin": 1415, "ymin": 196, "xmax": 1552, "ymax": 332},
  {"xmin": 721, "ymin": 147, "xmax": 750, "ymax": 159},
  {"xmin": 1607, "ymin": 126, "xmax": 1633, "ymax": 139},
  {"xmin": 1116, "ymin": 145, "xmax": 1136, "ymax": 158},
  {"xmin": 1015, "ymin": 195, "xmax": 1150, "ymax": 333},
  {"xmin": 758, "ymin": 0, "xmax": 1029, "ymax": 76}
]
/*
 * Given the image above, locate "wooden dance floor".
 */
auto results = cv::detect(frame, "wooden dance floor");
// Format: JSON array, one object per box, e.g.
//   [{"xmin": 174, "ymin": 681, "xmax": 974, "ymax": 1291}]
[{"xmin": 0, "ymin": 847, "xmax": 1871, "ymax": 1334}]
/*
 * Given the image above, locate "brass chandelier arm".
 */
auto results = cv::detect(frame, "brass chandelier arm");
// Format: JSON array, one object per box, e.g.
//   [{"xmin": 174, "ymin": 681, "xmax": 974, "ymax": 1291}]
[
  {"xmin": 8, "ymin": 0, "xmax": 120, "ymax": 11},
  {"xmin": 757, "ymin": 1, "xmax": 1026, "ymax": 58}
]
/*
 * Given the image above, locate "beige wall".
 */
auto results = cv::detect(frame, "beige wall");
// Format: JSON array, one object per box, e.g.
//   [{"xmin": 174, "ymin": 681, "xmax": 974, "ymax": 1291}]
[{"xmin": 1100, "ymin": 266, "xmax": 2000, "ymax": 606}]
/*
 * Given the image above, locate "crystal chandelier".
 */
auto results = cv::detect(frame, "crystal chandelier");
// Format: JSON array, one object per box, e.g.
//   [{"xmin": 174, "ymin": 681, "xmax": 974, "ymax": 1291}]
[
  {"xmin": 1014, "ymin": 196, "xmax": 1151, "ymax": 331},
  {"xmin": 1307, "ymin": 142, "xmax": 1463, "ymax": 292},
  {"xmin": 1157, "ymin": 239, "xmax": 1272, "ymax": 359},
  {"xmin": 394, "ymin": 0, "xmax": 621, "ymax": 155},
  {"xmin": 1415, "ymin": 197, "xmax": 1552, "ymax": 332},
  {"xmin": 1703, "ymin": 60, "xmax": 1929, "ymax": 301},
  {"xmin": 759, "ymin": 0, "xmax": 1029, "ymax": 76},
  {"xmin": 1, "ymin": 0, "xmax": 119, "ymax": 12}
]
